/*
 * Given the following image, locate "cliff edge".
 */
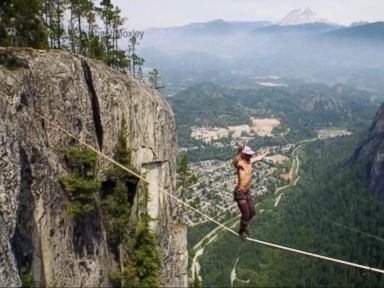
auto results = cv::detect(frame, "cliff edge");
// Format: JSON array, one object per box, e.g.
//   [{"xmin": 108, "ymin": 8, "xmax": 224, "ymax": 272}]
[{"xmin": 0, "ymin": 48, "xmax": 187, "ymax": 287}]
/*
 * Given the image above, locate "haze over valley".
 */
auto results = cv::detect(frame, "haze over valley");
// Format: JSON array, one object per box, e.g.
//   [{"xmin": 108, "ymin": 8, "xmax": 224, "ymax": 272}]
[{"xmin": 138, "ymin": 8, "xmax": 384, "ymax": 96}]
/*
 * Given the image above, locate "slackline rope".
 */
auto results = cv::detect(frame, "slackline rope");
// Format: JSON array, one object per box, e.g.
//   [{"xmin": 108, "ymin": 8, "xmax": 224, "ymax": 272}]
[{"xmin": 5, "ymin": 99, "xmax": 384, "ymax": 275}]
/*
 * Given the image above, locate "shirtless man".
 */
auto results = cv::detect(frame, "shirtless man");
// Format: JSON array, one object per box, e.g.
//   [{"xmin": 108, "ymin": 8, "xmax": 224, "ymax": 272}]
[{"xmin": 232, "ymin": 144, "xmax": 269, "ymax": 241}]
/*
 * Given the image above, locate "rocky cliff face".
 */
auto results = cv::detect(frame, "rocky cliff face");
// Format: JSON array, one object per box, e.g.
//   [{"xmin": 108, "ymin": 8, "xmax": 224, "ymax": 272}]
[
  {"xmin": 0, "ymin": 48, "xmax": 187, "ymax": 286},
  {"xmin": 354, "ymin": 103, "xmax": 384, "ymax": 194},
  {"xmin": 301, "ymin": 95, "xmax": 345, "ymax": 113}
]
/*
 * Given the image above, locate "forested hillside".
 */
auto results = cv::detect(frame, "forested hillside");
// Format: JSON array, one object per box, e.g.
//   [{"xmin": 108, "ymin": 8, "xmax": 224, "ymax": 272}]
[{"xmin": 170, "ymin": 82, "xmax": 382, "ymax": 162}]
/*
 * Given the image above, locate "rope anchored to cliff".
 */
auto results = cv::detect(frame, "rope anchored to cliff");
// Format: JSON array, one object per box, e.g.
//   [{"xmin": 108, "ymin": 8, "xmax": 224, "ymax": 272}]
[{"xmin": 7, "ymin": 99, "xmax": 384, "ymax": 276}]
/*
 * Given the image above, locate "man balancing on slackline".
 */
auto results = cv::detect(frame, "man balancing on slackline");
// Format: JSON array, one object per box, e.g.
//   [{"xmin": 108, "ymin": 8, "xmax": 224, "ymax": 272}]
[{"xmin": 232, "ymin": 144, "xmax": 270, "ymax": 241}]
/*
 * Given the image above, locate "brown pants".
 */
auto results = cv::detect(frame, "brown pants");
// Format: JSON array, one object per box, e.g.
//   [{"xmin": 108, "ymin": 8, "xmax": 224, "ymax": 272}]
[{"xmin": 233, "ymin": 188, "xmax": 256, "ymax": 231}]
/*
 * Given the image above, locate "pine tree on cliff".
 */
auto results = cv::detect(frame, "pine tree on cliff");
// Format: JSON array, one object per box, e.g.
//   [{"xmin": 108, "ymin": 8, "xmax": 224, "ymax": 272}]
[
  {"xmin": 0, "ymin": 1, "xmax": 10, "ymax": 45},
  {"xmin": 132, "ymin": 53, "xmax": 145, "ymax": 79},
  {"xmin": 98, "ymin": 0, "xmax": 114, "ymax": 62},
  {"xmin": 83, "ymin": 2, "xmax": 105, "ymax": 61},
  {"xmin": 0, "ymin": 0, "xmax": 48, "ymax": 48},
  {"xmin": 68, "ymin": 0, "xmax": 93, "ymax": 54},
  {"xmin": 68, "ymin": 0, "xmax": 76, "ymax": 52},
  {"xmin": 45, "ymin": 0, "xmax": 66, "ymax": 49},
  {"xmin": 149, "ymin": 68, "xmax": 164, "ymax": 91},
  {"xmin": 122, "ymin": 214, "xmax": 162, "ymax": 288},
  {"xmin": 177, "ymin": 154, "xmax": 197, "ymax": 199},
  {"xmin": 109, "ymin": 6, "xmax": 129, "ymax": 71},
  {"xmin": 128, "ymin": 35, "xmax": 139, "ymax": 76},
  {"xmin": 97, "ymin": 1, "xmax": 129, "ymax": 70},
  {"xmin": 110, "ymin": 6, "xmax": 123, "ymax": 51}
]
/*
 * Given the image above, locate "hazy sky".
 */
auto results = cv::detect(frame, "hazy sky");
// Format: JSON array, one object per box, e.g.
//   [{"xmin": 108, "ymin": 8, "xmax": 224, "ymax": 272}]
[{"xmin": 113, "ymin": 0, "xmax": 384, "ymax": 29}]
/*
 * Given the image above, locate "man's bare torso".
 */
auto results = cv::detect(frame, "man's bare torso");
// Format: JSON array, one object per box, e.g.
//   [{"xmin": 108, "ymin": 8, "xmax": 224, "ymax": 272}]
[
  {"xmin": 236, "ymin": 158, "xmax": 252, "ymax": 192},
  {"xmin": 233, "ymin": 147, "xmax": 269, "ymax": 193}
]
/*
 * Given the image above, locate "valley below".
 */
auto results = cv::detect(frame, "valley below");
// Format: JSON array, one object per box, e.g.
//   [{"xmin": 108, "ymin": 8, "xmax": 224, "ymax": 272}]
[
  {"xmin": 185, "ymin": 130, "xmax": 345, "ymax": 285},
  {"xmin": 169, "ymin": 80, "xmax": 384, "ymax": 287}
]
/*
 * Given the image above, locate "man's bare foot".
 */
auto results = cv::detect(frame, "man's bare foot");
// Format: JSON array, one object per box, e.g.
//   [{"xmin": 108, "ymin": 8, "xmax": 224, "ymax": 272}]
[{"xmin": 239, "ymin": 230, "xmax": 248, "ymax": 242}]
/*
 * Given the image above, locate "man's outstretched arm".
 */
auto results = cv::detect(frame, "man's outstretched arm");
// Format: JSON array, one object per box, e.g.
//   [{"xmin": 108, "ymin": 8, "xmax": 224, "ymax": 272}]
[{"xmin": 251, "ymin": 149, "xmax": 270, "ymax": 164}]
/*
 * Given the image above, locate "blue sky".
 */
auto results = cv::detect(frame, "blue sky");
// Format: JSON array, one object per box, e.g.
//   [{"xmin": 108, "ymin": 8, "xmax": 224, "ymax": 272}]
[{"xmin": 113, "ymin": 0, "xmax": 384, "ymax": 29}]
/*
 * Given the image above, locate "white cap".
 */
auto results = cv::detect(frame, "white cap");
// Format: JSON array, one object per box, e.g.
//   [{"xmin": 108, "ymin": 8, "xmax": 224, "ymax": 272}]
[{"xmin": 242, "ymin": 146, "xmax": 255, "ymax": 155}]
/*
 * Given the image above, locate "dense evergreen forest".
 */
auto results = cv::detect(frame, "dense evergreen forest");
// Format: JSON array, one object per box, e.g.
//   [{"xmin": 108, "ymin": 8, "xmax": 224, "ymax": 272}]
[
  {"xmin": 0, "ymin": 0, "xmax": 162, "ymax": 87},
  {"xmin": 198, "ymin": 135, "xmax": 384, "ymax": 287}
]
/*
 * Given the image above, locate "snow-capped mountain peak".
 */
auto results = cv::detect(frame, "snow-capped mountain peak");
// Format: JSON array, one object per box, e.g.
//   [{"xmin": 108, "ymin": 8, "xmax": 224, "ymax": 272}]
[{"xmin": 279, "ymin": 7, "xmax": 329, "ymax": 26}]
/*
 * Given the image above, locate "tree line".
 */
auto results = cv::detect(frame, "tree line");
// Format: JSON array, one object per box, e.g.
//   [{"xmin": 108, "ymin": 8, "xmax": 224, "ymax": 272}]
[{"xmin": 0, "ymin": 0, "xmax": 162, "ymax": 89}]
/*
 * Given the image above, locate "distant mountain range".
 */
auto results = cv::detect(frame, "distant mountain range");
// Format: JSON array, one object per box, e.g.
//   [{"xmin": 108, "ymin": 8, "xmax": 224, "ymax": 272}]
[
  {"xmin": 146, "ymin": 19, "xmax": 271, "ymax": 35},
  {"xmin": 139, "ymin": 10, "xmax": 384, "ymax": 93},
  {"xmin": 328, "ymin": 22, "xmax": 384, "ymax": 41},
  {"xmin": 144, "ymin": 19, "xmax": 384, "ymax": 40}
]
